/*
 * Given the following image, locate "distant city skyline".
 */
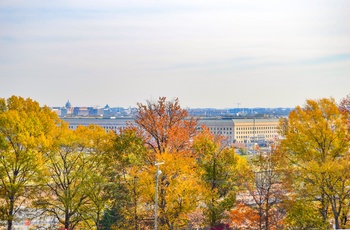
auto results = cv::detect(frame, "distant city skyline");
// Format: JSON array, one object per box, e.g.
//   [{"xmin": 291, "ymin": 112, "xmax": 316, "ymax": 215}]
[
  {"xmin": 1, "ymin": 1, "xmax": 350, "ymax": 109},
  {"xmin": 52, "ymin": 99, "xmax": 294, "ymax": 110}
]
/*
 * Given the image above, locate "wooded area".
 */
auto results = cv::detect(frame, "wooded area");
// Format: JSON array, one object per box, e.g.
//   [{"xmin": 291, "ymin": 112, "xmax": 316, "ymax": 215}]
[{"xmin": 0, "ymin": 95, "xmax": 349, "ymax": 230}]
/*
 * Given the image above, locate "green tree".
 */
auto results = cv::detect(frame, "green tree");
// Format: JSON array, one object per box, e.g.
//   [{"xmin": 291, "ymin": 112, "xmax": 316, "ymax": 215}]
[
  {"xmin": 193, "ymin": 127, "xmax": 245, "ymax": 227},
  {"xmin": 74, "ymin": 124, "xmax": 114, "ymax": 229},
  {"xmin": 101, "ymin": 127, "xmax": 149, "ymax": 230},
  {"xmin": 40, "ymin": 124, "xmax": 112, "ymax": 230},
  {"xmin": 284, "ymin": 198, "xmax": 328, "ymax": 230},
  {"xmin": 0, "ymin": 96, "xmax": 62, "ymax": 230},
  {"xmin": 280, "ymin": 98, "xmax": 350, "ymax": 229}
]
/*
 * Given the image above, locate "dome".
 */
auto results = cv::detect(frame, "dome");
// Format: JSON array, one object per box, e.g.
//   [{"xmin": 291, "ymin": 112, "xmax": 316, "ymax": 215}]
[{"xmin": 65, "ymin": 100, "xmax": 72, "ymax": 109}]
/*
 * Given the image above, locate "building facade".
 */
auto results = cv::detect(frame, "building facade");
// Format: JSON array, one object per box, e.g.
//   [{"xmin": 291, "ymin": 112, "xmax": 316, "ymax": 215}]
[{"xmin": 62, "ymin": 117, "xmax": 280, "ymax": 145}]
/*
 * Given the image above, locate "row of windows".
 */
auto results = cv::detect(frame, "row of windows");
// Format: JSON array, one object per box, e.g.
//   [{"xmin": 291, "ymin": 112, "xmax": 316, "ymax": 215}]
[
  {"xmin": 236, "ymin": 130, "xmax": 276, "ymax": 134},
  {"xmin": 212, "ymin": 131, "xmax": 232, "ymax": 135},
  {"xmin": 236, "ymin": 126, "xmax": 276, "ymax": 130},
  {"xmin": 236, "ymin": 135, "xmax": 276, "ymax": 139},
  {"xmin": 210, "ymin": 127, "xmax": 232, "ymax": 131},
  {"xmin": 68, "ymin": 125, "xmax": 126, "ymax": 130}
]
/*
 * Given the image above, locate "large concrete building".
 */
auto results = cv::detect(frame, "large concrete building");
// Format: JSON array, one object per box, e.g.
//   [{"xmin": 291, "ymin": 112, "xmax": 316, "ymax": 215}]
[
  {"xmin": 63, "ymin": 117, "xmax": 280, "ymax": 146},
  {"xmin": 197, "ymin": 118, "xmax": 280, "ymax": 145}
]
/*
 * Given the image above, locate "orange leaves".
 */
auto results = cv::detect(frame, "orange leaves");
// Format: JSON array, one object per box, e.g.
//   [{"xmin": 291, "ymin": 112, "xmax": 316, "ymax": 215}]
[
  {"xmin": 134, "ymin": 97, "xmax": 198, "ymax": 154},
  {"xmin": 229, "ymin": 203, "xmax": 259, "ymax": 229}
]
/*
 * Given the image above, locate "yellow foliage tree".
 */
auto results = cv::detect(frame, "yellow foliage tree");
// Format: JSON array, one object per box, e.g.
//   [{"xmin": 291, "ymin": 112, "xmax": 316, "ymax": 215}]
[
  {"xmin": 280, "ymin": 98, "xmax": 350, "ymax": 229},
  {"xmin": 193, "ymin": 127, "xmax": 246, "ymax": 227},
  {"xmin": 0, "ymin": 96, "xmax": 63, "ymax": 230},
  {"xmin": 40, "ymin": 124, "xmax": 114, "ymax": 230},
  {"xmin": 139, "ymin": 152, "xmax": 201, "ymax": 230}
]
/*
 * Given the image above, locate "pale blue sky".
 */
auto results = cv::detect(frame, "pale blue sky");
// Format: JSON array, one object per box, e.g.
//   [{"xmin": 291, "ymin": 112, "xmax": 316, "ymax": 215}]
[{"xmin": 1, "ymin": 0, "xmax": 349, "ymax": 108}]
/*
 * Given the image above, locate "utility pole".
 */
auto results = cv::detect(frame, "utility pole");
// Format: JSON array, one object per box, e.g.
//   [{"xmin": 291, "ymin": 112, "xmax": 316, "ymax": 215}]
[
  {"xmin": 154, "ymin": 161, "xmax": 164, "ymax": 230},
  {"xmin": 253, "ymin": 115, "xmax": 256, "ymax": 155}
]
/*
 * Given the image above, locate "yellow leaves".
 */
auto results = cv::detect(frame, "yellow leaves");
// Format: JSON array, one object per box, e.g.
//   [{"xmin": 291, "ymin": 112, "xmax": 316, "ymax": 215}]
[
  {"xmin": 282, "ymin": 97, "xmax": 349, "ymax": 163},
  {"xmin": 280, "ymin": 97, "xmax": 350, "ymax": 229},
  {"xmin": 137, "ymin": 151, "xmax": 201, "ymax": 228},
  {"xmin": 192, "ymin": 126, "xmax": 219, "ymax": 155}
]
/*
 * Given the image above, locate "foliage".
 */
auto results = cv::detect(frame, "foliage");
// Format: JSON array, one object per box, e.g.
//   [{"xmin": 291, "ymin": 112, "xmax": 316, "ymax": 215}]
[
  {"xmin": 238, "ymin": 147, "xmax": 247, "ymax": 155},
  {"xmin": 0, "ymin": 96, "xmax": 62, "ymax": 230},
  {"xmin": 134, "ymin": 97, "xmax": 198, "ymax": 155},
  {"xmin": 230, "ymin": 203, "xmax": 260, "ymax": 229},
  {"xmin": 284, "ymin": 199, "xmax": 328, "ymax": 230},
  {"xmin": 138, "ymin": 152, "xmax": 201, "ymax": 230},
  {"xmin": 280, "ymin": 97, "xmax": 350, "ymax": 229},
  {"xmin": 193, "ymin": 127, "xmax": 244, "ymax": 227},
  {"xmin": 237, "ymin": 147, "xmax": 291, "ymax": 230},
  {"xmin": 102, "ymin": 127, "xmax": 150, "ymax": 230},
  {"xmin": 39, "ymin": 124, "xmax": 113, "ymax": 230}
]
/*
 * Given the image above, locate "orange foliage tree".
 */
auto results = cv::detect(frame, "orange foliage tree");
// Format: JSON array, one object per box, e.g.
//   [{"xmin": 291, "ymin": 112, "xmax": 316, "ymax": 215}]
[
  {"xmin": 230, "ymin": 203, "xmax": 260, "ymax": 229},
  {"xmin": 134, "ymin": 97, "xmax": 198, "ymax": 155}
]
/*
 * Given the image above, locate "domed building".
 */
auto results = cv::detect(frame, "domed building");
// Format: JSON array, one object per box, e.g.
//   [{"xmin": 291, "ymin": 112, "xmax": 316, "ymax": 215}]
[{"xmin": 65, "ymin": 100, "xmax": 72, "ymax": 109}]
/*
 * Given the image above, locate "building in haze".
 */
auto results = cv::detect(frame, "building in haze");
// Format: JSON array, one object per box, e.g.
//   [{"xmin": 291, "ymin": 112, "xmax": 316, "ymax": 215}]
[{"xmin": 62, "ymin": 117, "xmax": 280, "ymax": 147}]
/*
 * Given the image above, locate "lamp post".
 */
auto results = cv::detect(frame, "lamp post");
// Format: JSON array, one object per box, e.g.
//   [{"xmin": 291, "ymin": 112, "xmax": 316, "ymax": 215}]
[{"xmin": 154, "ymin": 161, "xmax": 164, "ymax": 230}]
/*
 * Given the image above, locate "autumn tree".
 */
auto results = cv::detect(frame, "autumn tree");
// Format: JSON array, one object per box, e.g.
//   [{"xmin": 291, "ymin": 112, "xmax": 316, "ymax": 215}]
[
  {"xmin": 193, "ymin": 127, "xmax": 245, "ymax": 227},
  {"xmin": 102, "ymin": 126, "xmax": 201, "ymax": 230},
  {"xmin": 101, "ymin": 127, "xmax": 149, "ymax": 230},
  {"xmin": 280, "ymin": 98, "xmax": 350, "ymax": 229},
  {"xmin": 339, "ymin": 93, "xmax": 350, "ymax": 136},
  {"xmin": 284, "ymin": 198, "xmax": 328, "ymax": 230},
  {"xmin": 74, "ymin": 124, "xmax": 115, "ymax": 229},
  {"xmin": 0, "ymin": 96, "xmax": 63, "ymax": 230},
  {"xmin": 229, "ymin": 203, "xmax": 260, "ymax": 229},
  {"xmin": 139, "ymin": 151, "xmax": 201, "ymax": 230},
  {"xmin": 237, "ymin": 149, "xmax": 291, "ymax": 230},
  {"xmin": 134, "ymin": 97, "xmax": 197, "ymax": 155},
  {"xmin": 339, "ymin": 93, "xmax": 350, "ymax": 115},
  {"xmin": 39, "ymin": 124, "xmax": 113, "ymax": 230}
]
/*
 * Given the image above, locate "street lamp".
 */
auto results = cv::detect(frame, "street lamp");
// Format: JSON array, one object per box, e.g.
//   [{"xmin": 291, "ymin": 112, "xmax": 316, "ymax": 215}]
[{"xmin": 154, "ymin": 161, "xmax": 164, "ymax": 230}]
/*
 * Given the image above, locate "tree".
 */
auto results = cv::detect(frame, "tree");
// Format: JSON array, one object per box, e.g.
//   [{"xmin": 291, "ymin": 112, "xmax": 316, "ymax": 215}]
[
  {"xmin": 0, "ymin": 96, "xmax": 62, "ymax": 230},
  {"xmin": 238, "ymin": 149, "xmax": 291, "ymax": 230},
  {"xmin": 39, "ymin": 124, "xmax": 113, "ymax": 230},
  {"xmin": 134, "ymin": 97, "xmax": 197, "ymax": 155},
  {"xmin": 74, "ymin": 125, "xmax": 115, "ymax": 229},
  {"xmin": 102, "ymin": 127, "xmax": 150, "ymax": 230},
  {"xmin": 229, "ymin": 203, "xmax": 260, "ymax": 229},
  {"xmin": 280, "ymin": 98, "xmax": 350, "ymax": 229},
  {"xmin": 193, "ymin": 127, "xmax": 245, "ymax": 227},
  {"xmin": 339, "ymin": 93, "xmax": 350, "ymax": 137},
  {"xmin": 139, "ymin": 152, "xmax": 201, "ymax": 230},
  {"xmin": 284, "ymin": 198, "xmax": 328, "ymax": 230},
  {"xmin": 339, "ymin": 93, "xmax": 350, "ymax": 115}
]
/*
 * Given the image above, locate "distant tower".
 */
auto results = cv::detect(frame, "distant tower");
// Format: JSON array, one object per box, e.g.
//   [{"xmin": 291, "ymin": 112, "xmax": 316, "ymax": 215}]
[{"xmin": 65, "ymin": 100, "xmax": 72, "ymax": 109}]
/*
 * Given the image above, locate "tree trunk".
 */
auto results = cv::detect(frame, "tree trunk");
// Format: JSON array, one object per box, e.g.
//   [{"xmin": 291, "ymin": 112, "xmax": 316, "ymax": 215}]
[
  {"xmin": 65, "ymin": 210, "xmax": 70, "ymax": 229},
  {"xmin": 7, "ymin": 196, "xmax": 14, "ymax": 230}
]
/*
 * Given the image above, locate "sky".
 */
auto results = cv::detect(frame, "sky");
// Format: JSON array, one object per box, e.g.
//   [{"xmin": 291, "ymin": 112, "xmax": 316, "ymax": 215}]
[{"xmin": 1, "ymin": 0, "xmax": 350, "ymax": 109}]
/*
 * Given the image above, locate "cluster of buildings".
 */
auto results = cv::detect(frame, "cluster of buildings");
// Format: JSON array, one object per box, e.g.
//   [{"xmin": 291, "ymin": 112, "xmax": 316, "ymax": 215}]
[
  {"xmin": 51, "ymin": 100, "xmax": 136, "ymax": 118},
  {"xmin": 51, "ymin": 100, "xmax": 287, "ymax": 149},
  {"xmin": 51, "ymin": 101, "xmax": 292, "ymax": 119}
]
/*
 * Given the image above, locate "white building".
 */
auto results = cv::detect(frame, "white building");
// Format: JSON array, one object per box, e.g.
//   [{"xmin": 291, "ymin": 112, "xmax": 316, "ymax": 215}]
[{"xmin": 62, "ymin": 117, "xmax": 280, "ymax": 145}]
